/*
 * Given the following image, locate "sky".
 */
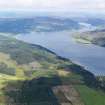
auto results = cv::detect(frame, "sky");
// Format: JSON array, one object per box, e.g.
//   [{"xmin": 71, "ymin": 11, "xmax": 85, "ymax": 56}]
[{"xmin": 0, "ymin": 0, "xmax": 105, "ymax": 12}]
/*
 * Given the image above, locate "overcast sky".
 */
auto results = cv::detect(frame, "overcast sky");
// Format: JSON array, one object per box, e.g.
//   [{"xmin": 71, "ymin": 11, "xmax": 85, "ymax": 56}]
[{"xmin": 0, "ymin": 0, "xmax": 105, "ymax": 12}]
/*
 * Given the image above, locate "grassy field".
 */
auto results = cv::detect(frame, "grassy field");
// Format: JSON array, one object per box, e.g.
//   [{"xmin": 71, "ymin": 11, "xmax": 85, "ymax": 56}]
[
  {"xmin": 75, "ymin": 85, "xmax": 105, "ymax": 105},
  {"xmin": 73, "ymin": 35, "xmax": 92, "ymax": 44}
]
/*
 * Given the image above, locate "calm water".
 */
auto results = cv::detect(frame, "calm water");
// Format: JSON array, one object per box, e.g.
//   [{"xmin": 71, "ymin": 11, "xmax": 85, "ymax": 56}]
[{"xmin": 16, "ymin": 31, "xmax": 105, "ymax": 75}]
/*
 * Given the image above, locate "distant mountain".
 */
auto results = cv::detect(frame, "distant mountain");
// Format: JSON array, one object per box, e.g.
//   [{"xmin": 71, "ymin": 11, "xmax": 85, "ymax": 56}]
[
  {"xmin": 79, "ymin": 18, "xmax": 105, "ymax": 26},
  {"xmin": 86, "ymin": 18, "xmax": 105, "ymax": 26},
  {"xmin": 73, "ymin": 17, "xmax": 105, "ymax": 27},
  {"xmin": 0, "ymin": 17, "xmax": 79, "ymax": 34}
]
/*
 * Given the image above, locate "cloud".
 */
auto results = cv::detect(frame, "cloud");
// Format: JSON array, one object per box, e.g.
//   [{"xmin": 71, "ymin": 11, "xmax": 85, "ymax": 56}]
[{"xmin": 0, "ymin": 0, "xmax": 105, "ymax": 11}]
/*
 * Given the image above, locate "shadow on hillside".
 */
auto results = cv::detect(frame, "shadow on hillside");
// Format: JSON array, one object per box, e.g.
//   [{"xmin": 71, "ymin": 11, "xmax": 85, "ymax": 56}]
[
  {"xmin": 68, "ymin": 64, "xmax": 100, "ymax": 88},
  {"xmin": 4, "ymin": 76, "xmax": 61, "ymax": 105},
  {"xmin": 3, "ymin": 63, "xmax": 102, "ymax": 105}
]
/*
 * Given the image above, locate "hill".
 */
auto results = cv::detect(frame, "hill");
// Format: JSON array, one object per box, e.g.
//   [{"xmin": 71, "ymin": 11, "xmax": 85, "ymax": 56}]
[
  {"xmin": 0, "ymin": 17, "xmax": 79, "ymax": 34},
  {"xmin": 0, "ymin": 35, "xmax": 105, "ymax": 105},
  {"xmin": 74, "ymin": 28, "xmax": 105, "ymax": 47}
]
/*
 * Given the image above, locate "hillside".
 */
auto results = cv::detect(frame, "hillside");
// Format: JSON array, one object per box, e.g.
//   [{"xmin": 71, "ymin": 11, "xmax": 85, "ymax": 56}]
[
  {"xmin": 0, "ymin": 17, "xmax": 79, "ymax": 34},
  {"xmin": 74, "ymin": 28, "xmax": 105, "ymax": 47},
  {"xmin": 0, "ymin": 35, "xmax": 105, "ymax": 105}
]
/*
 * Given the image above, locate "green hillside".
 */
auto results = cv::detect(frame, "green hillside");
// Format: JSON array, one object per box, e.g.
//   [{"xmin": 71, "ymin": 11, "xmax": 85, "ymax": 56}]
[
  {"xmin": 74, "ymin": 28, "xmax": 105, "ymax": 47},
  {"xmin": 0, "ymin": 35, "xmax": 105, "ymax": 105}
]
